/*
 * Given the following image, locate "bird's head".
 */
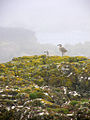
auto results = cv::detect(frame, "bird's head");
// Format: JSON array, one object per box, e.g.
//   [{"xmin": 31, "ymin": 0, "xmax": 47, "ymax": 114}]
[{"xmin": 57, "ymin": 44, "xmax": 62, "ymax": 47}]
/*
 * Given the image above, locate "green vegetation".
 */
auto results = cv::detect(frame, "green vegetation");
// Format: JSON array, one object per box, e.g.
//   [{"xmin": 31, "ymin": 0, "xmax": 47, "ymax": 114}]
[
  {"xmin": 29, "ymin": 91, "xmax": 44, "ymax": 99},
  {"xmin": 0, "ymin": 55, "xmax": 90, "ymax": 120},
  {"xmin": 70, "ymin": 100, "xmax": 79, "ymax": 106}
]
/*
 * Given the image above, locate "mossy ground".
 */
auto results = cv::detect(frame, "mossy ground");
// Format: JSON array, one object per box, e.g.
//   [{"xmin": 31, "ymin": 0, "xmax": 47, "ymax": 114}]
[{"xmin": 0, "ymin": 55, "xmax": 90, "ymax": 120}]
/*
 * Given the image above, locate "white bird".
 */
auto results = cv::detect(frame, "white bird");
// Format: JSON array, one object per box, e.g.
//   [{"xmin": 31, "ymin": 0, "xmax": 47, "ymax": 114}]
[
  {"xmin": 44, "ymin": 50, "xmax": 49, "ymax": 56},
  {"xmin": 57, "ymin": 44, "xmax": 67, "ymax": 57}
]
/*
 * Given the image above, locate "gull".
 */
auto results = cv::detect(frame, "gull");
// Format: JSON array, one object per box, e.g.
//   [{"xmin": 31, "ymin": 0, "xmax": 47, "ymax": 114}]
[{"xmin": 57, "ymin": 44, "xmax": 67, "ymax": 57}]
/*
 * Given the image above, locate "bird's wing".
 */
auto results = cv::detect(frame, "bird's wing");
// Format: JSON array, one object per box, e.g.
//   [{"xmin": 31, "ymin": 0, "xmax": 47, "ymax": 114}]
[{"xmin": 59, "ymin": 47, "xmax": 67, "ymax": 52}]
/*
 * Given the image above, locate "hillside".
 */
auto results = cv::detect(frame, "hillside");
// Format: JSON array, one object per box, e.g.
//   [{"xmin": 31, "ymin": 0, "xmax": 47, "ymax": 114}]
[
  {"xmin": 0, "ymin": 27, "xmax": 39, "ymax": 63},
  {"xmin": 0, "ymin": 55, "xmax": 90, "ymax": 120}
]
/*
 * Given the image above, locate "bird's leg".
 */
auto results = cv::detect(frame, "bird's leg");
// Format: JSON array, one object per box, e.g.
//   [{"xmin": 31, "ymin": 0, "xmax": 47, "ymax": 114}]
[{"xmin": 62, "ymin": 52, "xmax": 64, "ymax": 57}]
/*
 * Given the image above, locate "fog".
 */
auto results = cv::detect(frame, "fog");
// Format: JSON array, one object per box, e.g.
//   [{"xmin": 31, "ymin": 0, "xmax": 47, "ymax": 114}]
[
  {"xmin": 0, "ymin": 0, "xmax": 90, "ymax": 62},
  {"xmin": 0, "ymin": 0, "xmax": 90, "ymax": 44}
]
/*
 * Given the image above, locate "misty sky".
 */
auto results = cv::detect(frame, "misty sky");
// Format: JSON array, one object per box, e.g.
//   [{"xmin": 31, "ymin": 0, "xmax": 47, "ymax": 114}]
[{"xmin": 0, "ymin": 0, "xmax": 90, "ymax": 45}]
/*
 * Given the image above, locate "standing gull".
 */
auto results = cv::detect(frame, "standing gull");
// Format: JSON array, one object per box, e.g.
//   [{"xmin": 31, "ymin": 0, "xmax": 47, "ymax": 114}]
[{"xmin": 57, "ymin": 44, "xmax": 67, "ymax": 57}]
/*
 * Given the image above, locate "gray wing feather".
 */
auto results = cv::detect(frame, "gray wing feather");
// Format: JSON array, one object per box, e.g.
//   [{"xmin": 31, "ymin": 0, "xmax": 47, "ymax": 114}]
[{"xmin": 59, "ymin": 47, "xmax": 67, "ymax": 52}]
